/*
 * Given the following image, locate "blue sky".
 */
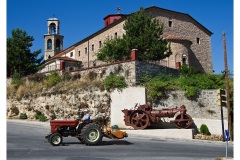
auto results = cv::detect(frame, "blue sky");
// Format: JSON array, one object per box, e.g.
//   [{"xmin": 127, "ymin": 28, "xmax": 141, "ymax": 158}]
[
  {"xmin": 7, "ymin": 0, "xmax": 233, "ymax": 74},
  {"xmin": 3, "ymin": 1, "xmax": 240, "ymax": 158}
]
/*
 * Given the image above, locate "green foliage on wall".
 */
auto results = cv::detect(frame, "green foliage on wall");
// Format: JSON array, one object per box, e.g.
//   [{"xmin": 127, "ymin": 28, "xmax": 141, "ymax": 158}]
[
  {"xmin": 140, "ymin": 65, "xmax": 233, "ymax": 101},
  {"xmin": 19, "ymin": 113, "xmax": 28, "ymax": 119},
  {"xmin": 11, "ymin": 71, "xmax": 23, "ymax": 89},
  {"xmin": 35, "ymin": 112, "xmax": 47, "ymax": 122},
  {"xmin": 44, "ymin": 71, "xmax": 61, "ymax": 87},
  {"xmin": 97, "ymin": 38, "xmax": 129, "ymax": 62},
  {"xmin": 140, "ymin": 74, "xmax": 179, "ymax": 101},
  {"xmin": 103, "ymin": 74, "xmax": 127, "ymax": 91}
]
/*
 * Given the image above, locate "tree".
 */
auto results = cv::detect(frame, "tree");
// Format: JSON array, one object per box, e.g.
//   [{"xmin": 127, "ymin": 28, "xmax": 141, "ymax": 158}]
[
  {"xmin": 123, "ymin": 7, "xmax": 172, "ymax": 60},
  {"xmin": 7, "ymin": 28, "xmax": 43, "ymax": 77},
  {"xmin": 97, "ymin": 37, "xmax": 129, "ymax": 62},
  {"xmin": 97, "ymin": 7, "xmax": 171, "ymax": 62}
]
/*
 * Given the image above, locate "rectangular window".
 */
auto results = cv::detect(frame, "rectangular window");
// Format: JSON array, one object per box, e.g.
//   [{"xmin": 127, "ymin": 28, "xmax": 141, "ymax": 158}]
[
  {"xmin": 196, "ymin": 37, "xmax": 200, "ymax": 44},
  {"xmin": 99, "ymin": 41, "xmax": 102, "ymax": 48},
  {"xmin": 78, "ymin": 51, "xmax": 80, "ymax": 56},
  {"xmin": 92, "ymin": 44, "xmax": 94, "ymax": 51},
  {"xmin": 168, "ymin": 20, "xmax": 172, "ymax": 27},
  {"xmin": 70, "ymin": 52, "xmax": 73, "ymax": 57},
  {"xmin": 85, "ymin": 47, "xmax": 87, "ymax": 54}
]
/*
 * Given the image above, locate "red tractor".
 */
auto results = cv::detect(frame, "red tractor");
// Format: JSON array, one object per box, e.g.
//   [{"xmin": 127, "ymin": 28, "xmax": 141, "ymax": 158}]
[{"xmin": 45, "ymin": 119, "xmax": 128, "ymax": 146}]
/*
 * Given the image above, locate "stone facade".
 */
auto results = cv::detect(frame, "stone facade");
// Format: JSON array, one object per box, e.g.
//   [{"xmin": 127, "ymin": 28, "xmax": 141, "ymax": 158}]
[
  {"xmin": 7, "ymin": 87, "xmax": 111, "ymax": 121},
  {"xmin": 148, "ymin": 7, "xmax": 213, "ymax": 73},
  {"xmin": 42, "ymin": 6, "xmax": 213, "ymax": 73},
  {"xmin": 155, "ymin": 90, "xmax": 228, "ymax": 120},
  {"xmin": 135, "ymin": 60, "xmax": 178, "ymax": 84}
]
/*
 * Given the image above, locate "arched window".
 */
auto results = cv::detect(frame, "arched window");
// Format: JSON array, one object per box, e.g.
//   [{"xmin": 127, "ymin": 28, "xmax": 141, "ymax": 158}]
[
  {"xmin": 49, "ymin": 23, "xmax": 56, "ymax": 34},
  {"xmin": 56, "ymin": 39, "xmax": 61, "ymax": 50},
  {"xmin": 47, "ymin": 39, "xmax": 52, "ymax": 49}
]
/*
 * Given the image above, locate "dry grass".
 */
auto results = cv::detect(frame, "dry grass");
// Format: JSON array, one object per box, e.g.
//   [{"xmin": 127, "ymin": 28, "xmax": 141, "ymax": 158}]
[
  {"xmin": 7, "ymin": 85, "xmax": 17, "ymax": 98},
  {"xmin": 55, "ymin": 79, "xmax": 104, "ymax": 91},
  {"xmin": 16, "ymin": 85, "xmax": 26, "ymax": 100},
  {"xmin": 7, "ymin": 73, "xmax": 105, "ymax": 99}
]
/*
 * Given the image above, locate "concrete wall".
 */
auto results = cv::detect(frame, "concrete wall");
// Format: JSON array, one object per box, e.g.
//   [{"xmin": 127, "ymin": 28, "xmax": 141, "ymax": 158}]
[
  {"xmin": 110, "ymin": 87, "xmax": 228, "ymax": 135},
  {"xmin": 110, "ymin": 87, "xmax": 146, "ymax": 128},
  {"xmin": 155, "ymin": 90, "xmax": 228, "ymax": 120},
  {"xmin": 193, "ymin": 118, "xmax": 228, "ymax": 135}
]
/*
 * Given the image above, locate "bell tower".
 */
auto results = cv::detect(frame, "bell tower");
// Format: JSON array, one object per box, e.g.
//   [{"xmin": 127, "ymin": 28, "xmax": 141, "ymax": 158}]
[{"xmin": 44, "ymin": 18, "xmax": 64, "ymax": 60}]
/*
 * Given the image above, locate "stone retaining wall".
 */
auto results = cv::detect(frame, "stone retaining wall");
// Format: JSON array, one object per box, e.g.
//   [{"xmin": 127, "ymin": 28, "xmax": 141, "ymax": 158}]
[
  {"xmin": 65, "ymin": 60, "xmax": 178, "ymax": 86},
  {"xmin": 155, "ymin": 90, "xmax": 228, "ymax": 120}
]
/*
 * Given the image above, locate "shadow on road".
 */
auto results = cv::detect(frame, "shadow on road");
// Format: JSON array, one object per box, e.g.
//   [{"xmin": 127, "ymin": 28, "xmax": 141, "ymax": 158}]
[
  {"xmin": 61, "ymin": 142, "xmax": 82, "ymax": 146},
  {"xmin": 60, "ymin": 140, "xmax": 133, "ymax": 146},
  {"xmin": 99, "ymin": 140, "xmax": 133, "ymax": 146}
]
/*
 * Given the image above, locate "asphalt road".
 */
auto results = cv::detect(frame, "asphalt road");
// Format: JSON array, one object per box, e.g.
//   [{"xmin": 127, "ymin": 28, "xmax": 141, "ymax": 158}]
[{"xmin": 7, "ymin": 119, "xmax": 233, "ymax": 160}]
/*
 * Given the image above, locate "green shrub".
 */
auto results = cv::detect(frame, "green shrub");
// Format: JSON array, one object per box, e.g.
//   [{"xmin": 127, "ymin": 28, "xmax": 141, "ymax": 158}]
[
  {"xmin": 200, "ymin": 124, "xmax": 210, "ymax": 135},
  {"xmin": 140, "ymin": 68, "xmax": 232, "ymax": 100},
  {"xmin": 179, "ymin": 64, "xmax": 198, "ymax": 77},
  {"xmin": 103, "ymin": 74, "xmax": 127, "ymax": 91},
  {"xmin": 19, "ymin": 113, "xmax": 28, "ymax": 119},
  {"xmin": 11, "ymin": 71, "xmax": 23, "ymax": 88},
  {"xmin": 35, "ymin": 112, "xmax": 47, "ymax": 122},
  {"xmin": 44, "ymin": 71, "xmax": 61, "ymax": 87},
  {"xmin": 140, "ymin": 74, "xmax": 179, "ymax": 101}
]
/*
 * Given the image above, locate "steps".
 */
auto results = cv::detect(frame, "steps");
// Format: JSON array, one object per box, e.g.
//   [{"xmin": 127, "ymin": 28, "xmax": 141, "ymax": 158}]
[{"xmin": 122, "ymin": 129, "xmax": 195, "ymax": 140}]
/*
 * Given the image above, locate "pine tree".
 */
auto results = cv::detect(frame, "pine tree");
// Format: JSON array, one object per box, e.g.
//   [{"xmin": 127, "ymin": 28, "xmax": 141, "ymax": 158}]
[
  {"xmin": 7, "ymin": 28, "xmax": 43, "ymax": 77},
  {"xmin": 123, "ymin": 7, "xmax": 172, "ymax": 60}
]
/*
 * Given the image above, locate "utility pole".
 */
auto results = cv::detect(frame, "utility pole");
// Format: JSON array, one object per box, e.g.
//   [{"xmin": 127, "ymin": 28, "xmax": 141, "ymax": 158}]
[{"xmin": 222, "ymin": 32, "xmax": 232, "ymax": 141}]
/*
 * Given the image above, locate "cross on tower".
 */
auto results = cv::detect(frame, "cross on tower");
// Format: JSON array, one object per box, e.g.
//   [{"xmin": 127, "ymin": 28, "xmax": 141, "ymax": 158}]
[{"xmin": 116, "ymin": 7, "xmax": 121, "ymax": 14}]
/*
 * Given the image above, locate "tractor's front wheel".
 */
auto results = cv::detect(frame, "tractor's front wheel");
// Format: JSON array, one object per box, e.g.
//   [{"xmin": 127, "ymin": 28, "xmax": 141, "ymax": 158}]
[
  {"xmin": 80, "ymin": 123, "xmax": 102, "ymax": 146},
  {"xmin": 49, "ymin": 133, "xmax": 63, "ymax": 146}
]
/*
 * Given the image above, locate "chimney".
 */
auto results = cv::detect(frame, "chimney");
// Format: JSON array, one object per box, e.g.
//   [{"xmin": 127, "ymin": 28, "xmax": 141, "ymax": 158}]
[{"xmin": 131, "ymin": 49, "xmax": 138, "ymax": 61}]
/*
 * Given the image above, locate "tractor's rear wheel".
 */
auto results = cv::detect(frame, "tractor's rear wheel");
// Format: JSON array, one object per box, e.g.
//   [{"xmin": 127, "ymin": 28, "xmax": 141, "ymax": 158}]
[
  {"xmin": 49, "ymin": 133, "xmax": 63, "ymax": 146},
  {"xmin": 80, "ymin": 123, "xmax": 102, "ymax": 146}
]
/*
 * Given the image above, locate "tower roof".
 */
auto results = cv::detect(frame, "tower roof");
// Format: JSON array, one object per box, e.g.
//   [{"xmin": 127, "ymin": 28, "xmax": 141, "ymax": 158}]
[{"xmin": 48, "ymin": 18, "xmax": 59, "ymax": 21}]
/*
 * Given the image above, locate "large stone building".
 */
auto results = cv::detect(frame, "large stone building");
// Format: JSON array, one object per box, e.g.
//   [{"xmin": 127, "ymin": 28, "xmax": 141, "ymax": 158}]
[{"xmin": 40, "ymin": 6, "xmax": 213, "ymax": 73}]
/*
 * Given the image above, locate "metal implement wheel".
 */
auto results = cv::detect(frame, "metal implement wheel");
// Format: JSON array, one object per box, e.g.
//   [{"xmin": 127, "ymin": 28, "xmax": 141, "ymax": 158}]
[
  {"xmin": 130, "ymin": 111, "xmax": 149, "ymax": 130},
  {"xmin": 80, "ymin": 123, "xmax": 102, "ymax": 146},
  {"xmin": 174, "ymin": 114, "xmax": 192, "ymax": 129},
  {"xmin": 49, "ymin": 133, "xmax": 63, "ymax": 146}
]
